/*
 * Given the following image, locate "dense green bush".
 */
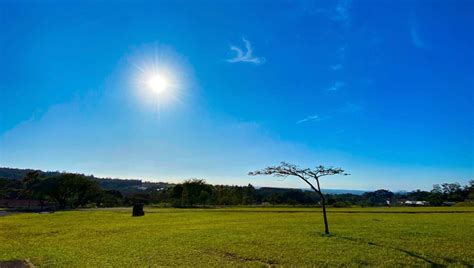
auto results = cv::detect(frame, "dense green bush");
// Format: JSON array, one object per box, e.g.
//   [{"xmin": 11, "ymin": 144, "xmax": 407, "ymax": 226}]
[{"xmin": 332, "ymin": 201, "xmax": 352, "ymax": 208}]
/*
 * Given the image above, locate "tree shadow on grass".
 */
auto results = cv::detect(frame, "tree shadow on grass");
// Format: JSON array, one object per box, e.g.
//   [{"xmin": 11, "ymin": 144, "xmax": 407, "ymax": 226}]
[
  {"xmin": 331, "ymin": 234, "xmax": 450, "ymax": 267},
  {"xmin": 440, "ymin": 257, "xmax": 473, "ymax": 267},
  {"xmin": 310, "ymin": 232, "xmax": 474, "ymax": 267}
]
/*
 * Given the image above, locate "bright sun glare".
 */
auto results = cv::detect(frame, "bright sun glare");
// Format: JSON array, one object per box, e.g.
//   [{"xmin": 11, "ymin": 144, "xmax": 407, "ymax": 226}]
[
  {"xmin": 147, "ymin": 74, "xmax": 168, "ymax": 94},
  {"xmin": 129, "ymin": 45, "xmax": 190, "ymax": 111}
]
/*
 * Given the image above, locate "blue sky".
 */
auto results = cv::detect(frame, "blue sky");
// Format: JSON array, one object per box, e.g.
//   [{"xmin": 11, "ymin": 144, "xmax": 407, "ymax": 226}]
[{"xmin": 1, "ymin": 0, "xmax": 473, "ymax": 190}]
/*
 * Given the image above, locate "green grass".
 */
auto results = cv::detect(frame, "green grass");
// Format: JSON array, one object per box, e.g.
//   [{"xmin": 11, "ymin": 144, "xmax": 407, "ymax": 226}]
[{"xmin": 1, "ymin": 207, "xmax": 473, "ymax": 267}]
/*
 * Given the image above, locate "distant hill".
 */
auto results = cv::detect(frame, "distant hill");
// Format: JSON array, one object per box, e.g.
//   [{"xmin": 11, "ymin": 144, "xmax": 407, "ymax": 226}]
[
  {"xmin": 1, "ymin": 167, "xmax": 366, "ymax": 195},
  {"xmin": 0, "ymin": 167, "xmax": 173, "ymax": 193},
  {"xmin": 0, "ymin": 167, "xmax": 61, "ymax": 180},
  {"xmin": 257, "ymin": 186, "xmax": 366, "ymax": 196},
  {"xmin": 322, "ymin": 189, "xmax": 366, "ymax": 195}
]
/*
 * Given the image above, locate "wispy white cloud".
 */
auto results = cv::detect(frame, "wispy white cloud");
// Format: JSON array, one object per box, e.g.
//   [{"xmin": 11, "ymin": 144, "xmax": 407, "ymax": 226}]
[
  {"xmin": 331, "ymin": 0, "xmax": 352, "ymax": 26},
  {"xmin": 227, "ymin": 38, "xmax": 265, "ymax": 64},
  {"xmin": 410, "ymin": 26, "xmax": 428, "ymax": 49},
  {"xmin": 339, "ymin": 102, "xmax": 362, "ymax": 114},
  {"xmin": 327, "ymin": 81, "xmax": 345, "ymax": 91},
  {"xmin": 296, "ymin": 114, "xmax": 323, "ymax": 124},
  {"xmin": 410, "ymin": 11, "xmax": 429, "ymax": 49},
  {"xmin": 312, "ymin": 0, "xmax": 351, "ymax": 26},
  {"xmin": 338, "ymin": 45, "xmax": 346, "ymax": 59},
  {"xmin": 330, "ymin": 64, "xmax": 343, "ymax": 71},
  {"xmin": 296, "ymin": 102, "xmax": 361, "ymax": 126}
]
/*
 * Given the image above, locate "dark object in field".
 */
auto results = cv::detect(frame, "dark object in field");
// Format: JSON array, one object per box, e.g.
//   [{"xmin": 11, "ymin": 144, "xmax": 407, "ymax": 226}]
[
  {"xmin": 132, "ymin": 203, "xmax": 145, "ymax": 217},
  {"xmin": 0, "ymin": 259, "xmax": 35, "ymax": 268}
]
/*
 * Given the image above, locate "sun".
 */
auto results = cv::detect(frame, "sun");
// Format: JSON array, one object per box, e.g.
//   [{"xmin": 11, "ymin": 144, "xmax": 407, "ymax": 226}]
[
  {"xmin": 146, "ymin": 74, "xmax": 169, "ymax": 94},
  {"xmin": 134, "ymin": 66, "xmax": 178, "ymax": 107},
  {"xmin": 132, "ymin": 65, "xmax": 180, "ymax": 110},
  {"xmin": 128, "ymin": 44, "xmax": 191, "ymax": 112}
]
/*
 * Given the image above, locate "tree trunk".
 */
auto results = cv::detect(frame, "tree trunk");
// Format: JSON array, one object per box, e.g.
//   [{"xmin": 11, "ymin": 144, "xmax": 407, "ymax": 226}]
[
  {"xmin": 315, "ymin": 178, "xmax": 329, "ymax": 234},
  {"xmin": 320, "ymin": 194, "xmax": 330, "ymax": 234}
]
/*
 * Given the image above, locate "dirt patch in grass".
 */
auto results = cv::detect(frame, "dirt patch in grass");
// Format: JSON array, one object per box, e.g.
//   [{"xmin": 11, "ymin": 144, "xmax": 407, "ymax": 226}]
[
  {"xmin": 0, "ymin": 211, "xmax": 14, "ymax": 217},
  {"xmin": 206, "ymin": 250, "xmax": 278, "ymax": 267},
  {"xmin": 0, "ymin": 259, "xmax": 35, "ymax": 268}
]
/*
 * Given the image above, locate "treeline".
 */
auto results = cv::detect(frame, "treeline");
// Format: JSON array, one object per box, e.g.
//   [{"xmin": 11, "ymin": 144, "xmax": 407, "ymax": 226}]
[
  {"xmin": 1, "ymin": 171, "xmax": 123, "ymax": 208},
  {"xmin": 0, "ymin": 167, "xmax": 171, "ymax": 193},
  {"xmin": 1, "ymin": 171, "xmax": 473, "ymax": 209},
  {"xmin": 0, "ymin": 171, "xmax": 170, "ymax": 208},
  {"xmin": 147, "ymin": 179, "xmax": 474, "ymax": 207},
  {"xmin": 346, "ymin": 183, "xmax": 474, "ymax": 207}
]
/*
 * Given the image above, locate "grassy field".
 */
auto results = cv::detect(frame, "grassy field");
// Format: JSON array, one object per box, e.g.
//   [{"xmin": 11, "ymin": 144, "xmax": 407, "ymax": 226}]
[{"xmin": 1, "ymin": 207, "xmax": 473, "ymax": 267}]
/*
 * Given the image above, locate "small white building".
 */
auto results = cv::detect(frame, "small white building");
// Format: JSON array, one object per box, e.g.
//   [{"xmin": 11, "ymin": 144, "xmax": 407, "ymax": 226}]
[{"xmin": 402, "ymin": 200, "xmax": 428, "ymax": 206}]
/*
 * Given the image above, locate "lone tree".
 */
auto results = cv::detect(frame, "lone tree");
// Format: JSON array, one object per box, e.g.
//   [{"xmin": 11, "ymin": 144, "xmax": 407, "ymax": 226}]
[{"xmin": 249, "ymin": 162, "xmax": 348, "ymax": 234}]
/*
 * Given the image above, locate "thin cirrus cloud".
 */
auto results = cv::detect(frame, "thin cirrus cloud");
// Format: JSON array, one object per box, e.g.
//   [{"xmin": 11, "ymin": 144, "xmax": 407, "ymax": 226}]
[
  {"xmin": 410, "ymin": 11, "xmax": 429, "ymax": 49},
  {"xmin": 330, "ymin": 64, "xmax": 343, "ymax": 71},
  {"xmin": 297, "ymin": 101, "xmax": 362, "ymax": 125},
  {"xmin": 410, "ymin": 26, "xmax": 428, "ymax": 49},
  {"xmin": 339, "ymin": 102, "xmax": 362, "ymax": 114},
  {"xmin": 327, "ymin": 81, "xmax": 345, "ymax": 91},
  {"xmin": 226, "ymin": 38, "xmax": 265, "ymax": 64},
  {"xmin": 331, "ymin": 0, "xmax": 352, "ymax": 25},
  {"xmin": 315, "ymin": 0, "xmax": 352, "ymax": 26},
  {"xmin": 296, "ymin": 115, "xmax": 322, "ymax": 124}
]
